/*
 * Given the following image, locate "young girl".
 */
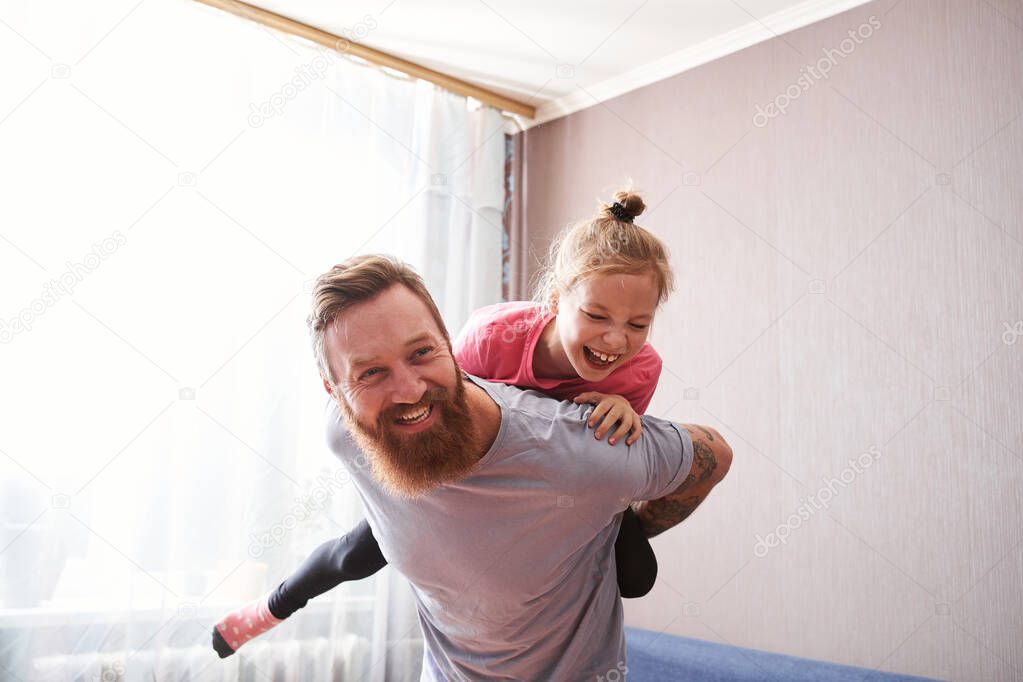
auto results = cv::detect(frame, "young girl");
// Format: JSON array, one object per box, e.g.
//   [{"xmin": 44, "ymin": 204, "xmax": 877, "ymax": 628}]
[{"xmin": 212, "ymin": 189, "xmax": 684, "ymax": 658}]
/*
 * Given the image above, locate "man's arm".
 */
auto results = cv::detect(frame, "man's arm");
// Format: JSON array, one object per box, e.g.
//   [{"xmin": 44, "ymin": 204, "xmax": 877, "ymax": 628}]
[{"xmin": 632, "ymin": 424, "xmax": 732, "ymax": 538}]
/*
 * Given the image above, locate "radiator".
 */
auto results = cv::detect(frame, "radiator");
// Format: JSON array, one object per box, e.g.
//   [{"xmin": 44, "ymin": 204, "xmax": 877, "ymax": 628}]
[{"xmin": 31, "ymin": 634, "xmax": 372, "ymax": 681}]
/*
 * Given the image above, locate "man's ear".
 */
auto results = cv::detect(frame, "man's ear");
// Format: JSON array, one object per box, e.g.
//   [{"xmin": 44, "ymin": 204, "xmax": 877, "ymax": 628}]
[{"xmin": 322, "ymin": 377, "xmax": 336, "ymax": 398}]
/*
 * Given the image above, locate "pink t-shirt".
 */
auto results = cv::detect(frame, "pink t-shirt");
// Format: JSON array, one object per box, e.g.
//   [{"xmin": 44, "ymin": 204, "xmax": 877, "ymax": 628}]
[{"xmin": 452, "ymin": 301, "xmax": 662, "ymax": 414}]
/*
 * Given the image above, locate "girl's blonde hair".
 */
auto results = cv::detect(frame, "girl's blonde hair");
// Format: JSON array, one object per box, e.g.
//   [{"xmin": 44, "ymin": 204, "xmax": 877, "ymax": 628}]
[{"xmin": 533, "ymin": 188, "xmax": 674, "ymax": 311}]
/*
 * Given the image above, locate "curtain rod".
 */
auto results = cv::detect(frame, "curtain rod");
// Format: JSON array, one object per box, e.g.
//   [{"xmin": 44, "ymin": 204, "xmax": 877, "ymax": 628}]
[{"xmin": 193, "ymin": 0, "xmax": 537, "ymax": 119}]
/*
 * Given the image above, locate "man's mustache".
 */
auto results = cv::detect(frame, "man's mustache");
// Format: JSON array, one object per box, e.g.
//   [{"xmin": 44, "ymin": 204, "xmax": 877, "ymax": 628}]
[{"xmin": 377, "ymin": 385, "xmax": 452, "ymax": 424}]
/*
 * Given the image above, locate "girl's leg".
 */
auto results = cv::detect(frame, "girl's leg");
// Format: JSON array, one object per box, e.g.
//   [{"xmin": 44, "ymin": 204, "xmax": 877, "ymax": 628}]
[
  {"xmin": 212, "ymin": 518, "xmax": 387, "ymax": 658},
  {"xmin": 268, "ymin": 517, "xmax": 387, "ymax": 618},
  {"xmin": 614, "ymin": 506, "xmax": 658, "ymax": 598}
]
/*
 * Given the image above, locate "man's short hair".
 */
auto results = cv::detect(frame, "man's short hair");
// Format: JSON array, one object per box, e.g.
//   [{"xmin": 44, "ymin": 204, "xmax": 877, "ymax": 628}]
[{"xmin": 307, "ymin": 254, "xmax": 452, "ymax": 384}]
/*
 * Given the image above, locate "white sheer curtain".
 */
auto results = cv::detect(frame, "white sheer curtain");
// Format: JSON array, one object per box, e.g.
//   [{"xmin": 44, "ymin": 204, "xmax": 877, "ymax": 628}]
[{"xmin": 0, "ymin": 1, "xmax": 507, "ymax": 679}]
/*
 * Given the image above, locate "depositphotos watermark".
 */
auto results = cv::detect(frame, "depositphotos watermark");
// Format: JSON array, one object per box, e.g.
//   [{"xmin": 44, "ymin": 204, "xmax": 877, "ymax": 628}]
[
  {"xmin": 248, "ymin": 459, "xmax": 368, "ymax": 557},
  {"xmin": 499, "ymin": 318, "xmax": 532, "ymax": 344},
  {"xmin": 1, "ymin": 230, "xmax": 127, "ymax": 344},
  {"xmin": 594, "ymin": 661, "xmax": 629, "ymax": 682},
  {"xmin": 753, "ymin": 445, "xmax": 882, "ymax": 558},
  {"xmin": 88, "ymin": 658, "xmax": 125, "ymax": 682},
  {"xmin": 1002, "ymin": 320, "xmax": 1023, "ymax": 345},
  {"xmin": 247, "ymin": 15, "xmax": 378, "ymax": 128},
  {"xmin": 753, "ymin": 16, "xmax": 881, "ymax": 128}
]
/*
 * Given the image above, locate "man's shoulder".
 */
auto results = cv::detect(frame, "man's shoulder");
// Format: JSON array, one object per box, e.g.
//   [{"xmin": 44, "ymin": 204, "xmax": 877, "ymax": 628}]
[
  {"xmin": 323, "ymin": 398, "xmax": 357, "ymax": 460},
  {"xmin": 469, "ymin": 374, "xmax": 678, "ymax": 433},
  {"xmin": 467, "ymin": 374, "xmax": 586, "ymax": 422},
  {"xmin": 468, "ymin": 375, "xmax": 691, "ymax": 501}
]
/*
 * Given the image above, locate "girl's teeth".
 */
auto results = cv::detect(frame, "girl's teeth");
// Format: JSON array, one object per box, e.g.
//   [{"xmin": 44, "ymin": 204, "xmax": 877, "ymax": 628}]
[{"xmin": 586, "ymin": 347, "xmax": 619, "ymax": 365}]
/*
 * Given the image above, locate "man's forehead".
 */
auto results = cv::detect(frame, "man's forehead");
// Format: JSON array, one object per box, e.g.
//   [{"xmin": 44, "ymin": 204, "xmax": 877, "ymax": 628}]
[
  {"xmin": 336, "ymin": 325, "xmax": 435, "ymax": 359},
  {"xmin": 326, "ymin": 286, "xmax": 442, "ymax": 359}
]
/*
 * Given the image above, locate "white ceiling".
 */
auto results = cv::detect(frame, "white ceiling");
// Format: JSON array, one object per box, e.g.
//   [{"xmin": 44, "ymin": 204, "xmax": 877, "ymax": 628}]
[{"xmin": 243, "ymin": 0, "xmax": 872, "ymax": 126}]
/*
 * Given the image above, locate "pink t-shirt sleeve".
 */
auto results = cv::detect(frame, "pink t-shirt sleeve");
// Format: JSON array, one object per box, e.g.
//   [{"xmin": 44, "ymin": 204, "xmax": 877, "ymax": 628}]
[
  {"xmin": 453, "ymin": 311, "xmax": 492, "ymax": 377},
  {"xmin": 453, "ymin": 303, "xmax": 533, "ymax": 379},
  {"xmin": 452, "ymin": 304, "xmax": 519, "ymax": 378},
  {"xmin": 610, "ymin": 346, "xmax": 662, "ymax": 414}
]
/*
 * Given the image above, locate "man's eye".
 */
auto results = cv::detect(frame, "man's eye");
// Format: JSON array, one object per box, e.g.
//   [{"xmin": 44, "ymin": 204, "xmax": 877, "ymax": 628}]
[
  {"xmin": 413, "ymin": 346, "xmax": 434, "ymax": 359},
  {"xmin": 361, "ymin": 368, "xmax": 383, "ymax": 379}
]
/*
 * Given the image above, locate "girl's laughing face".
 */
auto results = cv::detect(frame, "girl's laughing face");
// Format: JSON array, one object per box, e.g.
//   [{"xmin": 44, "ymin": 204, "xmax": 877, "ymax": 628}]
[{"xmin": 554, "ymin": 270, "xmax": 659, "ymax": 382}]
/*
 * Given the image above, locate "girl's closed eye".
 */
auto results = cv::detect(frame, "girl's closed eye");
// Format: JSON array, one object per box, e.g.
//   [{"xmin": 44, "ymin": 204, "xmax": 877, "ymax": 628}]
[{"xmin": 584, "ymin": 310, "xmax": 648, "ymax": 330}]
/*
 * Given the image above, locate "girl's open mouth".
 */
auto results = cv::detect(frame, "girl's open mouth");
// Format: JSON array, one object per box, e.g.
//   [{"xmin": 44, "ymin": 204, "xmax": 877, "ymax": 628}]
[{"xmin": 583, "ymin": 346, "xmax": 621, "ymax": 368}]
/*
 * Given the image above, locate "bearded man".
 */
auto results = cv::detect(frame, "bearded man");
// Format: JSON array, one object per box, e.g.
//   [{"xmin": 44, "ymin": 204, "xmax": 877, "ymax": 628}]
[{"xmin": 309, "ymin": 254, "xmax": 732, "ymax": 680}]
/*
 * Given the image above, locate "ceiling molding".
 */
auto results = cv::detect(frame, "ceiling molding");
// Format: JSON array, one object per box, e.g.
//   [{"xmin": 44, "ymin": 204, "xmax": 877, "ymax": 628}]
[{"xmin": 519, "ymin": 0, "xmax": 873, "ymax": 130}]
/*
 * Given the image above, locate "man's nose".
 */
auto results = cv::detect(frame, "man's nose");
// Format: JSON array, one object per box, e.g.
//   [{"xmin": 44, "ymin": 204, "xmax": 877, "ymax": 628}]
[{"xmin": 389, "ymin": 363, "xmax": 427, "ymax": 404}]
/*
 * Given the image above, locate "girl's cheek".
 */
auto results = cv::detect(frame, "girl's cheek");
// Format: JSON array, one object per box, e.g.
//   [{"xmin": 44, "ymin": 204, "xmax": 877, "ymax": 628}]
[
  {"xmin": 628, "ymin": 330, "xmax": 649, "ymax": 355},
  {"xmin": 567, "ymin": 336, "xmax": 586, "ymax": 359},
  {"xmin": 578, "ymin": 331, "xmax": 598, "ymax": 355},
  {"xmin": 577, "ymin": 318, "xmax": 598, "ymax": 339}
]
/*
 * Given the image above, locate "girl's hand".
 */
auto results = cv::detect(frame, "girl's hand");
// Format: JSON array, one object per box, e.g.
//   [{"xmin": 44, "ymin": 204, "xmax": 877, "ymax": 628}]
[{"xmin": 573, "ymin": 392, "xmax": 643, "ymax": 446}]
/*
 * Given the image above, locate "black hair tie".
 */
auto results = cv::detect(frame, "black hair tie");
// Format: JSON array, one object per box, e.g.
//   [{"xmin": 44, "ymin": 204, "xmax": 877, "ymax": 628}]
[{"xmin": 609, "ymin": 201, "xmax": 633, "ymax": 223}]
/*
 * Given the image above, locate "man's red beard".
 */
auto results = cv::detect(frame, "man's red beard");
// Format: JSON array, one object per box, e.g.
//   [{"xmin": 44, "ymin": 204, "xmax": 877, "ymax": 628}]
[{"xmin": 337, "ymin": 367, "xmax": 481, "ymax": 499}]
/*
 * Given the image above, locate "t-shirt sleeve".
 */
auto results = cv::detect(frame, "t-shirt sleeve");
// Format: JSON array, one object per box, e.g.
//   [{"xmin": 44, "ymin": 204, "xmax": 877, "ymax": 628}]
[
  {"xmin": 453, "ymin": 310, "xmax": 493, "ymax": 377},
  {"xmin": 324, "ymin": 399, "xmax": 358, "ymax": 465},
  {"xmin": 623, "ymin": 350, "xmax": 662, "ymax": 414},
  {"xmin": 627, "ymin": 417, "xmax": 694, "ymax": 501}
]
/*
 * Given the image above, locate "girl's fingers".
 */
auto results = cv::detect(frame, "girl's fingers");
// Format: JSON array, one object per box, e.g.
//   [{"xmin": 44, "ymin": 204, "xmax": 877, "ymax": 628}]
[
  {"xmin": 625, "ymin": 422, "xmax": 644, "ymax": 446},
  {"xmin": 608, "ymin": 418, "xmax": 633, "ymax": 445},
  {"xmin": 594, "ymin": 406, "xmax": 623, "ymax": 439},
  {"xmin": 587, "ymin": 402, "xmax": 612, "ymax": 428},
  {"xmin": 574, "ymin": 392, "xmax": 603, "ymax": 404}
]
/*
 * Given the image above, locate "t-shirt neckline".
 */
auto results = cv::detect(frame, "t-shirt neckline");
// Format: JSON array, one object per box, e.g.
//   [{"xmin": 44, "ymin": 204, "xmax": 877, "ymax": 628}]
[{"xmin": 461, "ymin": 373, "xmax": 510, "ymax": 472}]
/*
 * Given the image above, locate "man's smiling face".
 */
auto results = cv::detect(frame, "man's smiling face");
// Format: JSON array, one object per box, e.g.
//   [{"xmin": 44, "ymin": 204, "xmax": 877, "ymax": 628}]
[{"xmin": 323, "ymin": 283, "xmax": 479, "ymax": 497}]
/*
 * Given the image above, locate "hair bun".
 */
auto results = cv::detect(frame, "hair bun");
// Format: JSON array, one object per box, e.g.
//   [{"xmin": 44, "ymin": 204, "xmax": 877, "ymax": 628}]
[{"xmin": 603, "ymin": 190, "xmax": 645, "ymax": 223}]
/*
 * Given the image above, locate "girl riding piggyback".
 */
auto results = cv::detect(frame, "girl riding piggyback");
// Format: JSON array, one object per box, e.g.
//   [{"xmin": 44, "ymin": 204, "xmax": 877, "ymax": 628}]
[{"xmin": 213, "ymin": 188, "xmax": 687, "ymax": 658}]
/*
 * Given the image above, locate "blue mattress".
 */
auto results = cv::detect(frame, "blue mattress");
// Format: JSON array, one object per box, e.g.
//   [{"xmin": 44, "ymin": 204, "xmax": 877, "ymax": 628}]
[{"xmin": 624, "ymin": 627, "xmax": 943, "ymax": 681}]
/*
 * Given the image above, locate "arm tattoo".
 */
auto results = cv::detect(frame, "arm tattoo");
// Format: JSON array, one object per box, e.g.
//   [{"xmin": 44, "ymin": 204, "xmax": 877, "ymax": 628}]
[
  {"xmin": 693, "ymin": 440, "xmax": 718, "ymax": 483},
  {"xmin": 636, "ymin": 495, "xmax": 702, "ymax": 537},
  {"xmin": 633, "ymin": 434, "xmax": 720, "ymax": 538}
]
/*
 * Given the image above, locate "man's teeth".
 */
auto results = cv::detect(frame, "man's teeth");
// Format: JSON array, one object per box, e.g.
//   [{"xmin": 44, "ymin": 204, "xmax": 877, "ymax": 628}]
[
  {"xmin": 586, "ymin": 347, "xmax": 621, "ymax": 365},
  {"xmin": 396, "ymin": 405, "xmax": 431, "ymax": 423}
]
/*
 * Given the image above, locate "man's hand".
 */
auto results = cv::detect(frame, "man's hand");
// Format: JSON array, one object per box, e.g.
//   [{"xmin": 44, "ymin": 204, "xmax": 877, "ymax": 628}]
[
  {"xmin": 574, "ymin": 392, "xmax": 642, "ymax": 446},
  {"xmin": 632, "ymin": 424, "xmax": 732, "ymax": 537}
]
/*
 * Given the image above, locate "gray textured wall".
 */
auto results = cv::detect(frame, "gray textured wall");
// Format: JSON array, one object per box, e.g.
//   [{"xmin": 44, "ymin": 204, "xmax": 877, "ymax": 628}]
[{"xmin": 516, "ymin": 0, "xmax": 1023, "ymax": 679}]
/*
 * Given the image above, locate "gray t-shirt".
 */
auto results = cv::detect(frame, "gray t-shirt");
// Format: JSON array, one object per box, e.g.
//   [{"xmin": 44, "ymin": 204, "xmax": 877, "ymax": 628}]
[{"xmin": 325, "ymin": 374, "xmax": 694, "ymax": 681}]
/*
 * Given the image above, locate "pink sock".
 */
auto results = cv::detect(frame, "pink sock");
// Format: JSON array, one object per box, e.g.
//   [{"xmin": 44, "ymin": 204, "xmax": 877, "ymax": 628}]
[{"xmin": 215, "ymin": 594, "xmax": 283, "ymax": 653}]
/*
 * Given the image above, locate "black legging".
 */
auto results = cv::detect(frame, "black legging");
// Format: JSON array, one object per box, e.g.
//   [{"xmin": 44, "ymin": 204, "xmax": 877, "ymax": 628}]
[{"xmin": 266, "ymin": 507, "xmax": 657, "ymax": 619}]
